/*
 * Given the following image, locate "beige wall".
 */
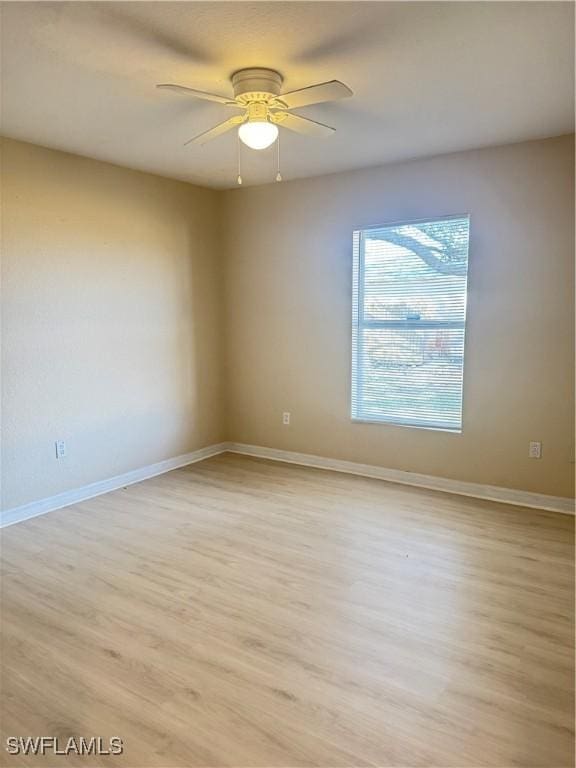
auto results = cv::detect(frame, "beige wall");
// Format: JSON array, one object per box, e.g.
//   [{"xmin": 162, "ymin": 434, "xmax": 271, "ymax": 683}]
[
  {"xmin": 2, "ymin": 135, "xmax": 573, "ymax": 510},
  {"xmin": 1, "ymin": 138, "xmax": 224, "ymax": 509},
  {"xmin": 222, "ymin": 135, "xmax": 575, "ymax": 499}
]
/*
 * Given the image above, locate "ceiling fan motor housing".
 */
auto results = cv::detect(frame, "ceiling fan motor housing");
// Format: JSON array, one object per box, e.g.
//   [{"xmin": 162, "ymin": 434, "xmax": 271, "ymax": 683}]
[{"xmin": 231, "ymin": 68, "xmax": 284, "ymax": 105}]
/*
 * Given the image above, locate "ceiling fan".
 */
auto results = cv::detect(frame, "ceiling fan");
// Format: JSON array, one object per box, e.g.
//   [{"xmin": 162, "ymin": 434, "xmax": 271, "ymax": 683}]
[{"xmin": 157, "ymin": 68, "xmax": 352, "ymax": 150}]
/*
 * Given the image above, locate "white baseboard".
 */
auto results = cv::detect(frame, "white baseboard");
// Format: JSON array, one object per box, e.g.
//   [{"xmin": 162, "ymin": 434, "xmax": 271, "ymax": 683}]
[
  {"xmin": 228, "ymin": 443, "xmax": 575, "ymax": 515},
  {"xmin": 3, "ymin": 440, "xmax": 573, "ymax": 528},
  {"xmin": 0, "ymin": 442, "xmax": 230, "ymax": 528}
]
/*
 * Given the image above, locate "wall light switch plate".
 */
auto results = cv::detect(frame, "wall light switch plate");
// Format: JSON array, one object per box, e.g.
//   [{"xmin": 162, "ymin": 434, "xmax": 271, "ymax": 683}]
[
  {"xmin": 529, "ymin": 441, "xmax": 542, "ymax": 459},
  {"xmin": 55, "ymin": 440, "xmax": 66, "ymax": 459}
]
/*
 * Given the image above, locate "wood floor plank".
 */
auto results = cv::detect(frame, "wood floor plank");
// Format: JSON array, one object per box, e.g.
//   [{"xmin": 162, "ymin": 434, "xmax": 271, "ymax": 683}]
[{"xmin": 1, "ymin": 453, "xmax": 573, "ymax": 767}]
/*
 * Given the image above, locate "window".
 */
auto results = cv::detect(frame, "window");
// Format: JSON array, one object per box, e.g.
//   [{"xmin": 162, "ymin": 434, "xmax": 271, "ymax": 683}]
[{"xmin": 351, "ymin": 215, "xmax": 470, "ymax": 432}]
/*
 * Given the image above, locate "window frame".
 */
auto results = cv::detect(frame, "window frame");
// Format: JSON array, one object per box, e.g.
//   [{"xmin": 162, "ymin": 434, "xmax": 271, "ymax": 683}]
[{"xmin": 351, "ymin": 214, "xmax": 470, "ymax": 433}]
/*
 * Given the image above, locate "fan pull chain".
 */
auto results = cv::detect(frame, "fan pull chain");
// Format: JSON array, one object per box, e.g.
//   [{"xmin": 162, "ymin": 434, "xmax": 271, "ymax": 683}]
[
  {"xmin": 237, "ymin": 133, "xmax": 243, "ymax": 185},
  {"xmin": 275, "ymin": 133, "xmax": 282, "ymax": 182}
]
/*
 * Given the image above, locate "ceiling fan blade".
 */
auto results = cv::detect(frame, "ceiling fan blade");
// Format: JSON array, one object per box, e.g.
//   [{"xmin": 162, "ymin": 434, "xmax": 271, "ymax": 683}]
[
  {"xmin": 184, "ymin": 115, "xmax": 246, "ymax": 146},
  {"xmin": 278, "ymin": 80, "xmax": 352, "ymax": 110},
  {"xmin": 271, "ymin": 111, "xmax": 335, "ymax": 138},
  {"xmin": 157, "ymin": 84, "xmax": 236, "ymax": 106}
]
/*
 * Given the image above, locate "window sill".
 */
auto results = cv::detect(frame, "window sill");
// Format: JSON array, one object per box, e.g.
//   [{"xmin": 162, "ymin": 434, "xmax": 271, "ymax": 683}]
[{"xmin": 351, "ymin": 417, "xmax": 462, "ymax": 434}]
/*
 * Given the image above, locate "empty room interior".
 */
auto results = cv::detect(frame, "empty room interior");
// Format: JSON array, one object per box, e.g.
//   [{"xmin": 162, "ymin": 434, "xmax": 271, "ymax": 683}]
[{"xmin": 0, "ymin": 2, "xmax": 575, "ymax": 766}]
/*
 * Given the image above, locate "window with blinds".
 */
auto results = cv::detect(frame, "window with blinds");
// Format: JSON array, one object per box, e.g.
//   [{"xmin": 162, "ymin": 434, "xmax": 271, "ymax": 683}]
[{"xmin": 351, "ymin": 215, "xmax": 470, "ymax": 431}]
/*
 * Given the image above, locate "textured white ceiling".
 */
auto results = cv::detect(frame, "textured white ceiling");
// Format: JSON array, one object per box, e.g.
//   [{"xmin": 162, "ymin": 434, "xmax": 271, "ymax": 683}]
[{"xmin": 1, "ymin": 1, "xmax": 573, "ymax": 189}]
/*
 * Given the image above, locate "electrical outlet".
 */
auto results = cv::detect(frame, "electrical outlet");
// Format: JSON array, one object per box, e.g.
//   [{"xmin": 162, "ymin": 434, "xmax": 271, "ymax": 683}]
[
  {"xmin": 55, "ymin": 440, "xmax": 66, "ymax": 459},
  {"xmin": 529, "ymin": 441, "xmax": 542, "ymax": 459},
  {"xmin": 282, "ymin": 412, "xmax": 291, "ymax": 425}
]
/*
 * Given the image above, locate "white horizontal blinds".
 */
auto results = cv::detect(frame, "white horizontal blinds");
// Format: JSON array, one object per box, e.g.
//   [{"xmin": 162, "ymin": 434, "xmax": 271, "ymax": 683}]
[{"xmin": 351, "ymin": 215, "xmax": 470, "ymax": 431}]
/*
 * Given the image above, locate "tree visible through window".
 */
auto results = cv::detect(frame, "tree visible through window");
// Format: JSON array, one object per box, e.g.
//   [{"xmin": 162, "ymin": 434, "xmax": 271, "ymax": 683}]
[{"xmin": 351, "ymin": 215, "xmax": 470, "ymax": 431}]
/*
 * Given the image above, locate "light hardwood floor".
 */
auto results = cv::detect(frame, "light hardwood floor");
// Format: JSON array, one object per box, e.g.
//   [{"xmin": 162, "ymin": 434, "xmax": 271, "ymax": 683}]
[{"xmin": 1, "ymin": 453, "xmax": 574, "ymax": 767}]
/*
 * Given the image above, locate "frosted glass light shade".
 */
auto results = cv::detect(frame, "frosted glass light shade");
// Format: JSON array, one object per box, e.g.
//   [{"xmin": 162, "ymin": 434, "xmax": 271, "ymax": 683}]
[{"xmin": 238, "ymin": 121, "xmax": 278, "ymax": 150}]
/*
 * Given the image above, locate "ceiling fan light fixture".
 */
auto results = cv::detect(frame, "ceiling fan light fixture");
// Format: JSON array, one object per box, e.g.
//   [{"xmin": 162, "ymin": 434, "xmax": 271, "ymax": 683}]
[
  {"xmin": 238, "ymin": 120, "xmax": 278, "ymax": 150},
  {"xmin": 159, "ymin": 68, "xmax": 352, "ymax": 180}
]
